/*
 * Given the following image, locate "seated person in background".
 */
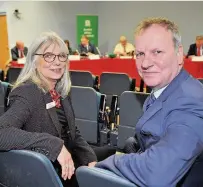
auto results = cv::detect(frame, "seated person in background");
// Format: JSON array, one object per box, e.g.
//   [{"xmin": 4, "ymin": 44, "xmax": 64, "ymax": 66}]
[
  {"xmin": 11, "ymin": 41, "xmax": 28, "ymax": 61},
  {"xmin": 95, "ymin": 17, "xmax": 203, "ymax": 186},
  {"xmin": 78, "ymin": 35, "xmax": 99, "ymax": 55},
  {"xmin": 0, "ymin": 31, "xmax": 97, "ymax": 187},
  {"xmin": 187, "ymin": 35, "xmax": 203, "ymax": 58},
  {"xmin": 64, "ymin": 39, "xmax": 73, "ymax": 55},
  {"xmin": 114, "ymin": 36, "xmax": 135, "ymax": 56}
]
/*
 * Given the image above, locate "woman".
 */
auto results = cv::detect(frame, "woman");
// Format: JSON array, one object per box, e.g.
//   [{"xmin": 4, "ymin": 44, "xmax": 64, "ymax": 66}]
[
  {"xmin": 64, "ymin": 39, "xmax": 73, "ymax": 55},
  {"xmin": 0, "ymin": 32, "xmax": 97, "ymax": 187}
]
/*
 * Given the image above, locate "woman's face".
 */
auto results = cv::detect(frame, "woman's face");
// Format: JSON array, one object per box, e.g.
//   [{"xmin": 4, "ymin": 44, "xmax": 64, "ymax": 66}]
[{"xmin": 36, "ymin": 43, "xmax": 68, "ymax": 88}]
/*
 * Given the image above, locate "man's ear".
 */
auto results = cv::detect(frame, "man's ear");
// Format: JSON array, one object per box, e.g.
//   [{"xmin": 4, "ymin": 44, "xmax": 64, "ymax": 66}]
[{"xmin": 177, "ymin": 45, "xmax": 184, "ymax": 65}]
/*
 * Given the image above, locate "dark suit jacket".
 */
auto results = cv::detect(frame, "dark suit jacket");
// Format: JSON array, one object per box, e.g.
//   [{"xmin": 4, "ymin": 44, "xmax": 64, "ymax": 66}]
[
  {"xmin": 187, "ymin": 43, "xmax": 197, "ymax": 57},
  {"xmin": 0, "ymin": 81, "xmax": 97, "ymax": 165},
  {"xmin": 96, "ymin": 69, "xmax": 203, "ymax": 186},
  {"xmin": 11, "ymin": 46, "xmax": 28, "ymax": 61},
  {"xmin": 78, "ymin": 43, "xmax": 99, "ymax": 55}
]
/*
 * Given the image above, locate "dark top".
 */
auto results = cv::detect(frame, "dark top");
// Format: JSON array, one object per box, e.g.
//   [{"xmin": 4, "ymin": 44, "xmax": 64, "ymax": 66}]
[
  {"xmin": 56, "ymin": 106, "xmax": 72, "ymax": 144},
  {"xmin": 0, "ymin": 81, "xmax": 97, "ymax": 165},
  {"xmin": 68, "ymin": 47, "xmax": 72, "ymax": 55},
  {"xmin": 11, "ymin": 46, "xmax": 28, "ymax": 61},
  {"xmin": 187, "ymin": 43, "xmax": 197, "ymax": 57},
  {"xmin": 78, "ymin": 43, "xmax": 99, "ymax": 55}
]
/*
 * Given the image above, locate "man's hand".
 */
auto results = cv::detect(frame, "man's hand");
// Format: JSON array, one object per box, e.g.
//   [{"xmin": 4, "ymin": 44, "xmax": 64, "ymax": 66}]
[{"xmin": 57, "ymin": 145, "xmax": 75, "ymax": 180}]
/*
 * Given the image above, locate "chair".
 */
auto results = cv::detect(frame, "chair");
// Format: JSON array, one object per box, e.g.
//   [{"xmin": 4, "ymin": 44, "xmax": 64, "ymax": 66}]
[
  {"xmin": 198, "ymin": 78, "xmax": 203, "ymax": 84},
  {"xmin": 99, "ymin": 72, "xmax": 134, "ymax": 106},
  {"xmin": 76, "ymin": 166, "xmax": 137, "ymax": 187},
  {"xmin": 117, "ymin": 91, "xmax": 148, "ymax": 149},
  {"xmin": 0, "ymin": 69, "xmax": 4, "ymax": 81},
  {"xmin": 177, "ymin": 151, "xmax": 203, "ymax": 187},
  {"xmin": 0, "ymin": 82, "xmax": 11, "ymax": 116},
  {"xmin": 70, "ymin": 86, "xmax": 101, "ymax": 144},
  {"xmin": 0, "ymin": 150, "xmax": 63, "ymax": 187},
  {"xmin": 70, "ymin": 70, "xmax": 98, "ymax": 89},
  {"xmin": 6, "ymin": 67, "xmax": 22, "ymax": 83}
]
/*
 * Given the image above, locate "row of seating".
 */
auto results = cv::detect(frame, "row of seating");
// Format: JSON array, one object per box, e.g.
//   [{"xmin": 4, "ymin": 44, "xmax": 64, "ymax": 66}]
[{"xmin": 71, "ymin": 86, "xmax": 149, "ymax": 149}]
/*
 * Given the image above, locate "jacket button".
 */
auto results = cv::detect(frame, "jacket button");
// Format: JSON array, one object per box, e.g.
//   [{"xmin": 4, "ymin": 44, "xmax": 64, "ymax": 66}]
[
  {"xmin": 45, "ymin": 151, "xmax": 49, "ymax": 156},
  {"xmin": 67, "ymin": 130, "xmax": 70, "ymax": 134}
]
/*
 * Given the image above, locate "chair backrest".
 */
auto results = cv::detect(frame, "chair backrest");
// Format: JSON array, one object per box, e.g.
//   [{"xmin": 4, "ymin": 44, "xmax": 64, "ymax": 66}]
[
  {"xmin": 117, "ymin": 91, "xmax": 148, "ymax": 149},
  {"xmin": 70, "ymin": 70, "xmax": 96, "ymax": 88},
  {"xmin": 178, "ymin": 151, "xmax": 203, "ymax": 187},
  {"xmin": 6, "ymin": 68, "xmax": 22, "ymax": 84},
  {"xmin": 70, "ymin": 86, "xmax": 101, "ymax": 144},
  {"xmin": 0, "ymin": 150, "xmax": 63, "ymax": 187},
  {"xmin": 0, "ymin": 82, "xmax": 11, "ymax": 116},
  {"xmin": 76, "ymin": 166, "xmax": 137, "ymax": 187},
  {"xmin": 198, "ymin": 78, "xmax": 203, "ymax": 84},
  {"xmin": 0, "ymin": 69, "xmax": 4, "ymax": 81},
  {"xmin": 100, "ymin": 72, "xmax": 132, "ymax": 106}
]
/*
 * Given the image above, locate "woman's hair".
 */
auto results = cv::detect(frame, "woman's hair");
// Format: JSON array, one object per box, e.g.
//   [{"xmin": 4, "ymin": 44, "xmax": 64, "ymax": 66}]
[{"xmin": 13, "ymin": 31, "xmax": 71, "ymax": 98}]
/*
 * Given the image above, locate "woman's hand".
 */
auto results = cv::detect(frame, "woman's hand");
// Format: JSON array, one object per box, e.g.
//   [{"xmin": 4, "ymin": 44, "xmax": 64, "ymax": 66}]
[{"xmin": 57, "ymin": 145, "xmax": 75, "ymax": 180}]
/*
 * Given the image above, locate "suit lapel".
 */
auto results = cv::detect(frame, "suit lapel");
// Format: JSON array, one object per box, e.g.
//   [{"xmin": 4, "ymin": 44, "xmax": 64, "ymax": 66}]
[
  {"xmin": 137, "ymin": 100, "xmax": 163, "ymax": 130},
  {"xmin": 43, "ymin": 92, "xmax": 61, "ymax": 137},
  {"xmin": 137, "ymin": 69, "xmax": 190, "ymax": 130}
]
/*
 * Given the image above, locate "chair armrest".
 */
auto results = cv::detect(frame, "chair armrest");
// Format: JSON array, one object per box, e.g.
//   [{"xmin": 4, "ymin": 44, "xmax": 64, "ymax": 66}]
[{"xmin": 76, "ymin": 166, "xmax": 137, "ymax": 187}]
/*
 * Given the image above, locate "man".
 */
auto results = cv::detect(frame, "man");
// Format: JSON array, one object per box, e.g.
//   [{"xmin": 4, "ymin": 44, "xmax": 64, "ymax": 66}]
[
  {"xmin": 95, "ymin": 17, "xmax": 203, "ymax": 186},
  {"xmin": 78, "ymin": 35, "xmax": 99, "ymax": 55},
  {"xmin": 11, "ymin": 41, "xmax": 28, "ymax": 61},
  {"xmin": 114, "ymin": 36, "xmax": 135, "ymax": 56},
  {"xmin": 187, "ymin": 35, "xmax": 203, "ymax": 58}
]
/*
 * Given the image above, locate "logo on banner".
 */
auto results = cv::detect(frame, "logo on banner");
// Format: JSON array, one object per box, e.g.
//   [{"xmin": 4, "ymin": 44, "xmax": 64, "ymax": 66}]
[{"xmin": 85, "ymin": 20, "xmax": 91, "ymax": 27}]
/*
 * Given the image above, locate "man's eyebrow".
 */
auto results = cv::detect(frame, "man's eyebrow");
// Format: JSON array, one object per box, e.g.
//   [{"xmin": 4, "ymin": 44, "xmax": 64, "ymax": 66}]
[{"xmin": 136, "ymin": 50, "xmax": 144, "ymax": 53}]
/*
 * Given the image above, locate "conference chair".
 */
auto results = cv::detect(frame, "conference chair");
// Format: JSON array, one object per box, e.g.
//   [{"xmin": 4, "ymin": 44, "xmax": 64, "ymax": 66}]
[
  {"xmin": 0, "ymin": 81, "xmax": 11, "ymax": 116},
  {"xmin": 70, "ymin": 86, "xmax": 102, "ymax": 144},
  {"xmin": 198, "ymin": 78, "xmax": 203, "ymax": 84},
  {"xmin": 6, "ymin": 67, "xmax": 22, "ymax": 83},
  {"xmin": 76, "ymin": 166, "xmax": 137, "ymax": 187},
  {"xmin": 117, "ymin": 91, "xmax": 148, "ymax": 149},
  {"xmin": 0, "ymin": 69, "xmax": 4, "ymax": 81},
  {"xmin": 70, "ymin": 70, "xmax": 99, "ymax": 90},
  {"xmin": 99, "ymin": 72, "xmax": 135, "ymax": 107},
  {"xmin": 0, "ymin": 150, "xmax": 63, "ymax": 187}
]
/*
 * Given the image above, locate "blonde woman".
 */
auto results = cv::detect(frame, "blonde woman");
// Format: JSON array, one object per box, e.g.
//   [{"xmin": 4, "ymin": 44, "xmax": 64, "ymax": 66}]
[{"xmin": 0, "ymin": 32, "xmax": 97, "ymax": 187}]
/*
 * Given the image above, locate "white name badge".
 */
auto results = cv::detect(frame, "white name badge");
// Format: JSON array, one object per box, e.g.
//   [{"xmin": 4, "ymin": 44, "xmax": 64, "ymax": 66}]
[
  {"xmin": 46, "ymin": 101, "xmax": 56, "ymax": 109},
  {"xmin": 69, "ymin": 55, "xmax": 80, "ymax": 60},
  {"xmin": 88, "ymin": 55, "xmax": 100, "ymax": 60}
]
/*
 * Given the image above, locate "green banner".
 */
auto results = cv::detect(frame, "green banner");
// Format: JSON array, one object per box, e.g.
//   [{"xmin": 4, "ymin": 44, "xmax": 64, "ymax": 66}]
[{"xmin": 76, "ymin": 15, "xmax": 98, "ymax": 46}]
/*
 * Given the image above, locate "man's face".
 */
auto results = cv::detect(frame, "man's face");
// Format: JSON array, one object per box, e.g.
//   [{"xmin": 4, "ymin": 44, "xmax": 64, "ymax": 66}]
[
  {"xmin": 196, "ymin": 38, "xmax": 203, "ymax": 47},
  {"xmin": 135, "ymin": 24, "xmax": 183, "ymax": 89},
  {"xmin": 17, "ymin": 42, "xmax": 24, "ymax": 51},
  {"xmin": 120, "ymin": 39, "xmax": 127, "ymax": 46},
  {"xmin": 81, "ymin": 37, "xmax": 89, "ymax": 46}
]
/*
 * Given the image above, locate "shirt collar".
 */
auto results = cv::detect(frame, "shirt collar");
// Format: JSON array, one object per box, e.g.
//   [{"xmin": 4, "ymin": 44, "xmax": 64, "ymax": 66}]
[{"xmin": 152, "ymin": 85, "xmax": 168, "ymax": 99}]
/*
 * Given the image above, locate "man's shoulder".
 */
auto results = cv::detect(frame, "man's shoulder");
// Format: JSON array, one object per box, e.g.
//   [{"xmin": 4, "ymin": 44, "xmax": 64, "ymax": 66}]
[
  {"xmin": 11, "ymin": 46, "xmax": 17, "ymax": 51},
  {"xmin": 190, "ymin": 43, "xmax": 196, "ymax": 48},
  {"xmin": 181, "ymin": 75, "xmax": 203, "ymax": 100}
]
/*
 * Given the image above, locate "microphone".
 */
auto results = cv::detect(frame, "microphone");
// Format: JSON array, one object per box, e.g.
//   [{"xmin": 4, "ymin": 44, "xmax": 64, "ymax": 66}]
[
  {"xmin": 96, "ymin": 47, "xmax": 102, "ymax": 56},
  {"xmin": 76, "ymin": 49, "xmax": 80, "ymax": 55}
]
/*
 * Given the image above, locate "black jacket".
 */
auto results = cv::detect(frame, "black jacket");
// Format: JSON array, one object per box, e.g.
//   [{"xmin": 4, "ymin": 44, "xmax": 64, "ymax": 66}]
[
  {"xmin": 0, "ymin": 82, "xmax": 97, "ymax": 165},
  {"xmin": 11, "ymin": 46, "xmax": 28, "ymax": 61}
]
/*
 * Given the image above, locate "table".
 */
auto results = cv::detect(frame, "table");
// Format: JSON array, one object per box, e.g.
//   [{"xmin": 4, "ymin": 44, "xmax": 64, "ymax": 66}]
[{"xmin": 9, "ymin": 58, "xmax": 203, "ymax": 87}]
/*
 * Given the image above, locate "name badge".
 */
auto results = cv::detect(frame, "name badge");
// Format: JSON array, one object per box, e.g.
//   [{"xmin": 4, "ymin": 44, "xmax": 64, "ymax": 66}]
[{"xmin": 46, "ymin": 101, "xmax": 56, "ymax": 109}]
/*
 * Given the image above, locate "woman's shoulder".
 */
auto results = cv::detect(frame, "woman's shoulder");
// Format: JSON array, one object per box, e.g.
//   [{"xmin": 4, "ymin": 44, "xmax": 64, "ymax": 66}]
[{"xmin": 10, "ymin": 81, "xmax": 43, "ymax": 98}]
